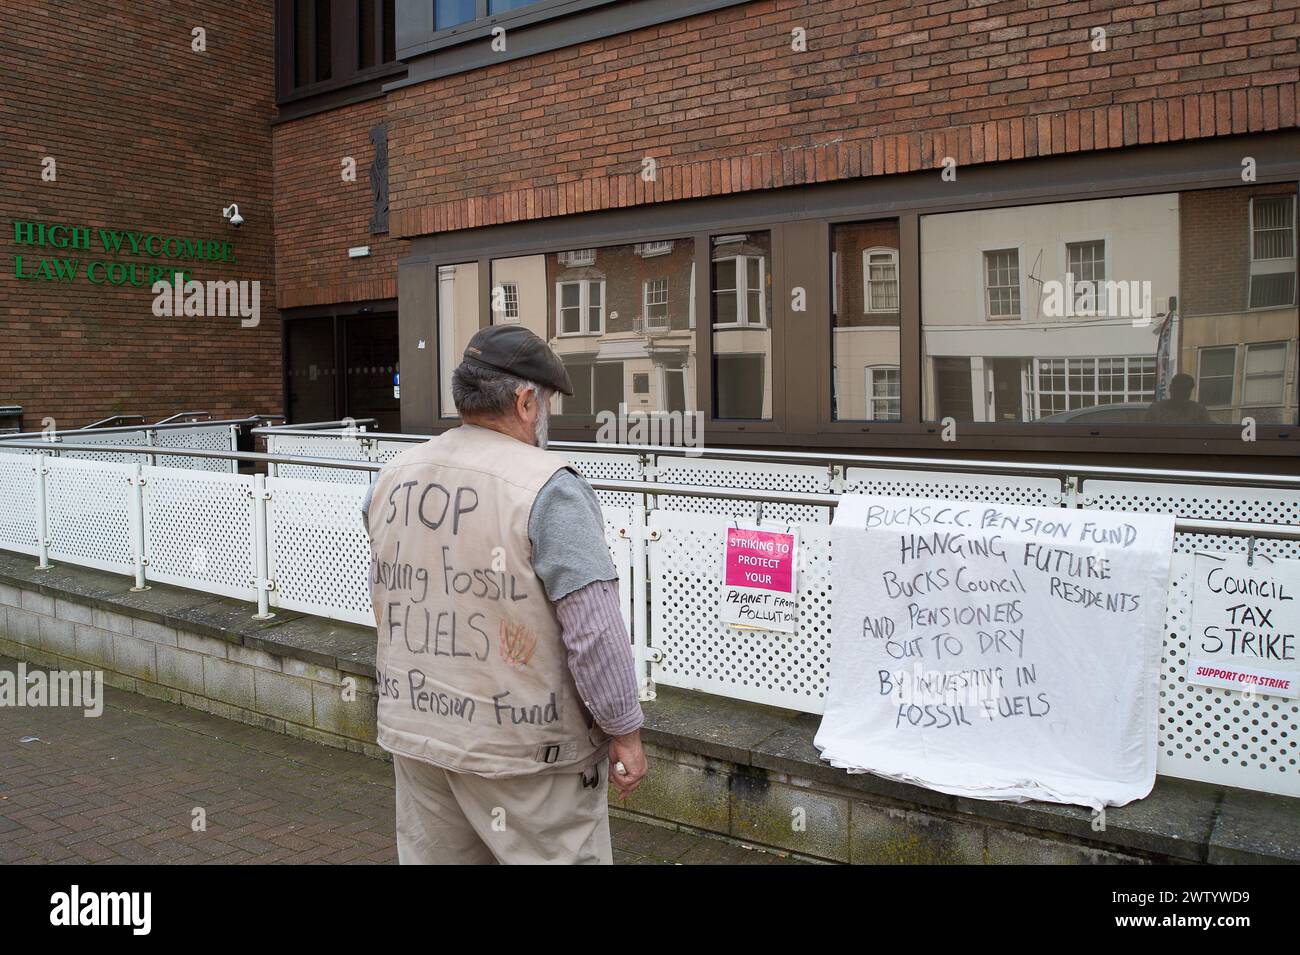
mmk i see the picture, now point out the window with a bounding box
[489,0,539,12]
[712,232,772,419]
[712,255,766,326]
[494,281,519,322]
[1250,196,1297,309]
[635,241,674,257]
[565,362,624,416]
[557,280,604,335]
[833,221,901,420]
[1243,342,1287,405]
[557,249,596,268]
[357,0,395,69]
[436,0,476,29]
[282,0,399,101]
[984,248,1021,320]
[867,366,901,421]
[863,248,899,313]
[633,373,650,394]
[1066,239,1106,314]
[1197,347,1237,407]
[1030,357,1155,418]
[641,278,669,330]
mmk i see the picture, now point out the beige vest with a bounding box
[367,424,608,778]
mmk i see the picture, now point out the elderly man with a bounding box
[364,324,646,865]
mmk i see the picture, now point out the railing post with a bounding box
[145,428,157,468]
[229,424,240,474]
[252,473,275,619]
[630,492,655,701]
[129,462,149,592]
[34,452,52,570]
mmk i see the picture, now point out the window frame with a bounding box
[277,0,404,106]
[711,253,768,329]
[1059,234,1112,318]
[1248,194,1298,310]
[862,247,900,314]
[1241,340,1289,408]
[981,245,1024,322]
[1196,346,1238,409]
[642,277,669,330]
[555,279,605,336]
[408,136,1299,457]
[866,365,902,421]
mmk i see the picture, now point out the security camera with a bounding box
[222,204,244,228]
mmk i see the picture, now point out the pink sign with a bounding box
[724,527,795,592]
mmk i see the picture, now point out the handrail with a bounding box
[154,411,211,425]
[254,419,378,433]
[2,441,1297,541]
[86,414,145,428]
[4,415,270,440]
[248,427,1300,492]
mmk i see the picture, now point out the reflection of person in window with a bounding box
[1144,373,1214,424]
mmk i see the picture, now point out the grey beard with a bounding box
[533,405,550,449]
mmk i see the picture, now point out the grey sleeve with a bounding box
[361,481,376,530]
[528,469,617,602]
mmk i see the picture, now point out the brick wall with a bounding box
[388,0,1300,238]
[272,97,402,309]
[0,0,281,430]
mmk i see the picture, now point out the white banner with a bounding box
[1187,552,1298,699]
[815,495,1175,809]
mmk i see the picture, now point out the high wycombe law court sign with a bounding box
[11,219,235,287]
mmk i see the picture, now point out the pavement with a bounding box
[0,657,804,865]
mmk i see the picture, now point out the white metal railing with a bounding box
[0,438,1297,797]
[2,415,284,472]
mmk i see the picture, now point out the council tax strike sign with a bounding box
[10,219,235,287]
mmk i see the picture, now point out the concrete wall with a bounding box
[0,581,382,759]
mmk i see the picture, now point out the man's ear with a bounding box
[515,385,535,421]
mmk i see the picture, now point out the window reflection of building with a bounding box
[1180,186,1298,425]
[492,240,696,418]
[921,194,1181,424]
[437,262,481,418]
[832,220,900,420]
[712,233,772,419]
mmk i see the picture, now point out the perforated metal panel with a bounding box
[373,438,418,463]
[142,467,256,600]
[567,450,643,510]
[45,457,134,574]
[656,456,833,525]
[1081,479,1300,560]
[1158,554,1298,796]
[844,467,1063,508]
[152,424,236,472]
[600,506,634,635]
[268,434,371,484]
[649,511,832,711]
[57,430,152,464]
[0,452,39,555]
[266,476,372,625]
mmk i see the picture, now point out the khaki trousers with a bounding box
[393,753,613,865]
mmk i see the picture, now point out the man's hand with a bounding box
[607,730,647,800]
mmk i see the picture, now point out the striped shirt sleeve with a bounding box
[554,579,644,737]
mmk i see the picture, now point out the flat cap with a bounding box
[460,324,574,396]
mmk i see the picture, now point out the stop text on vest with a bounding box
[382,480,479,534]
